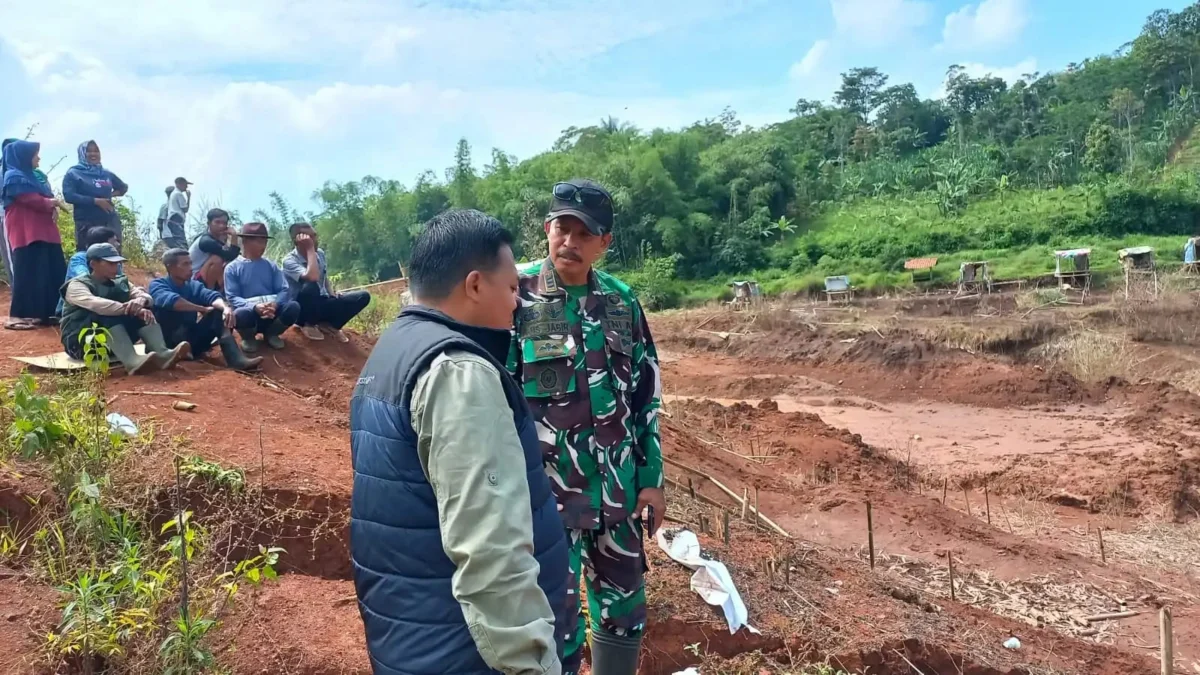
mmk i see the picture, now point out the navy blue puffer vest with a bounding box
[350,306,569,675]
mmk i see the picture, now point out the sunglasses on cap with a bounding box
[552,182,610,208]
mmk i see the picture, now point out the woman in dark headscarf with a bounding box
[0,138,16,283]
[62,140,127,251]
[1,141,67,329]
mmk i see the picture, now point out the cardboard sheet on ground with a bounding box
[12,345,144,371]
[656,528,758,635]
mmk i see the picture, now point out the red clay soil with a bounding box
[659,403,1199,668]
[214,576,370,674]
[659,342,1106,410]
[0,576,57,675]
[112,332,369,493]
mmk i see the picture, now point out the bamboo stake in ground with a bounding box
[754,487,761,529]
[963,487,972,517]
[1161,607,1174,675]
[942,478,948,505]
[1098,526,1107,563]
[1001,502,1014,534]
[662,456,792,537]
[688,477,696,500]
[741,488,748,519]
[984,484,992,525]
[948,554,956,602]
[722,509,730,545]
[866,501,876,570]
[1083,610,1140,622]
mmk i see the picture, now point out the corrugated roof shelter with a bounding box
[904,257,938,282]
[824,275,854,304]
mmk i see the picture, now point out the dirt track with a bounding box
[0,289,1197,674]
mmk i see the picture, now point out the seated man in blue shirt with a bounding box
[223,222,300,353]
[281,222,371,343]
[150,249,263,371]
[57,226,120,316]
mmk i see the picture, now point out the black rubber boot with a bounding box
[218,333,264,371]
[589,631,641,675]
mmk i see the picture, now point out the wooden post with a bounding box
[963,487,972,517]
[753,487,761,529]
[741,488,748,519]
[687,478,696,500]
[722,509,731,545]
[1097,526,1106,563]
[948,554,956,602]
[984,484,992,525]
[866,501,876,570]
[698,513,709,535]
[1161,607,1174,675]
[942,478,948,505]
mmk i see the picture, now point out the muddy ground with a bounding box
[0,286,1197,674]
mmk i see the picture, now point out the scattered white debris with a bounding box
[106,413,137,437]
[1004,637,1021,650]
[657,529,759,634]
[673,669,701,675]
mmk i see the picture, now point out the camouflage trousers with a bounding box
[561,516,647,675]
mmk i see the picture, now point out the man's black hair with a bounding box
[206,208,229,224]
[162,248,190,269]
[83,226,117,249]
[409,209,514,301]
[288,222,314,239]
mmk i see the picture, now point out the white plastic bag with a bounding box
[656,528,759,634]
[106,413,138,438]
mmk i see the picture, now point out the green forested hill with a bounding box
[259,4,1200,307]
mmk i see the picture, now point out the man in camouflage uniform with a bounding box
[507,179,665,675]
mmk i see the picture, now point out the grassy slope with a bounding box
[665,183,1194,305]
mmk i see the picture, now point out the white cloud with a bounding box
[790,40,830,79]
[932,57,1038,98]
[0,0,771,222]
[941,0,1028,50]
[956,58,1038,84]
[829,0,932,45]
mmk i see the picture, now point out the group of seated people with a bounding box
[59,210,372,375]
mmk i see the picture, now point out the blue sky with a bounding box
[0,0,1187,228]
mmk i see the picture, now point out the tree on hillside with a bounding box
[1109,88,1145,169]
[790,98,825,118]
[446,138,478,209]
[945,66,1008,149]
[1083,120,1123,175]
[835,67,889,120]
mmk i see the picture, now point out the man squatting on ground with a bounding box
[508,179,665,675]
[189,208,241,291]
[59,243,190,374]
[149,249,264,372]
[223,222,300,353]
[350,209,570,675]
[282,222,371,343]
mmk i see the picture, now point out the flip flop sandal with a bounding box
[4,320,35,331]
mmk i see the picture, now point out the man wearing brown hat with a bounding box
[223,222,300,352]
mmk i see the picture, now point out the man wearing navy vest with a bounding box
[350,209,570,675]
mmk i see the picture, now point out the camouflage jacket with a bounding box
[507,258,663,531]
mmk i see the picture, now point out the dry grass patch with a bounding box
[1036,329,1149,382]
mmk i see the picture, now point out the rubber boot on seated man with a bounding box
[59,243,190,374]
[222,222,300,353]
[149,248,263,371]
